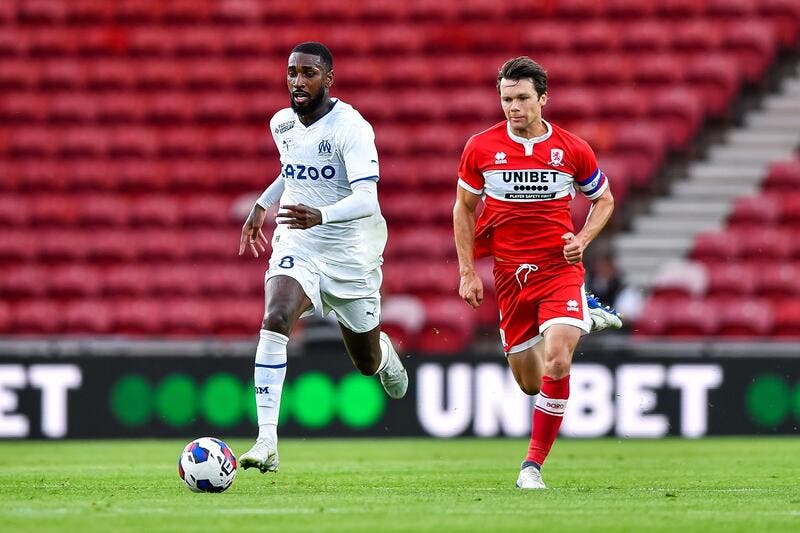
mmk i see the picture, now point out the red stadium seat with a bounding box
[108,126,159,158]
[633,53,685,87]
[181,195,235,226]
[0,93,48,124]
[78,194,132,227]
[754,263,800,298]
[85,231,135,262]
[135,230,187,261]
[584,56,635,88]
[48,93,98,124]
[595,88,647,123]
[0,266,47,298]
[212,0,263,24]
[727,194,783,227]
[165,299,216,335]
[706,0,757,20]
[103,264,153,296]
[704,263,758,297]
[380,294,426,352]
[39,231,87,262]
[665,299,720,338]
[571,21,621,53]
[714,297,773,338]
[415,298,477,354]
[204,264,264,296]
[17,0,67,25]
[13,300,64,334]
[145,93,193,124]
[648,86,705,150]
[28,29,78,59]
[128,27,175,57]
[635,296,680,336]
[0,195,30,227]
[213,298,264,336]
[130,196,181,227]
[780,194,800,225]
[736,227,794,261]
[150,265,202,297]
[114,299,166,335]
[117,160,170,191]
[86,59,136,91]
[0,60,37,90]
[0,302,11,333]
[656,0,708,18]
[114,0,161,24]
[620,21,670,53]
[136,60,183,91]
[606,0,657,19]
[8,127,58,158]
[609,122,668,188]
[59,127,108,158]
[47,265,102,297]
[544,87,597,124]
[64,300,114,334]
[519,22,577,55]
[66,0,114,25]
[690,231,741,263]
[685,54,740,119]
[763,159,800,191]
[158,128,207,158]
[187,229,235,260]
[671,20,723,54]
[721,21,777,82]
[770,298,800,338]
[758,0,800,48]
[554,0,606,19]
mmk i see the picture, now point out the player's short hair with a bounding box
[497,56,547,97]
[291,41,333,72]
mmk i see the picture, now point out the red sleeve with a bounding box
[457,135,485,194]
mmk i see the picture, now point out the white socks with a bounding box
[376,333,391,374]
[254,329,289,443]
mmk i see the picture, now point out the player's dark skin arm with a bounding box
[277,204,322,229]
[562,188,614,264]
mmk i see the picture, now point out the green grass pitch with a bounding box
[1,438,798,532]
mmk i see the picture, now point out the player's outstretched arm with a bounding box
[239,205,269,258]
[453,186,483,308]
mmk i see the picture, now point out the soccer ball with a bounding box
[178,437,237,493]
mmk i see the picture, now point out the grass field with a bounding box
[1,437,798,532]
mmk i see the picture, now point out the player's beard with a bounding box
[291,89,327,115]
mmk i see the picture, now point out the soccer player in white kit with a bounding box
[237,42,408,473]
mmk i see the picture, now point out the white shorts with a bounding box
[264,248,382,333]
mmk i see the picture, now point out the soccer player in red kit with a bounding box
[453,57,617,489]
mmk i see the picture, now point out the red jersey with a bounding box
[458,119,608,266]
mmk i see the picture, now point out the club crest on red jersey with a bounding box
[548,148,564,166]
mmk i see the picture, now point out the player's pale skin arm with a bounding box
[562,188,614,264]
[453,186,484,308]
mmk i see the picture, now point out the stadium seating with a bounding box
[1,1,796,347]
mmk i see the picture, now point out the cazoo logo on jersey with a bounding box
[281,163,336,180]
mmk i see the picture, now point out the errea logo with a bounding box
[567,299,580,312]
[494,152,507,164]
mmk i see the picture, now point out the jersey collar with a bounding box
[506,119,552,156]
[295,98,339,129]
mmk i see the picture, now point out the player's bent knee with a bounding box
[262,310,293,336]
[520,382,541,396]
[545,359,570,380]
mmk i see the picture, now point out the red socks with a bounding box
[526,374,570,466]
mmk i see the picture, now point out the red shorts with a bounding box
[494,261,592,354]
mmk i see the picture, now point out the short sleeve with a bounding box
[573,141,608,200]
[457,136,485,194]
[339,120,380,184]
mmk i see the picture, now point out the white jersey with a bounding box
[269,99,387,270]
